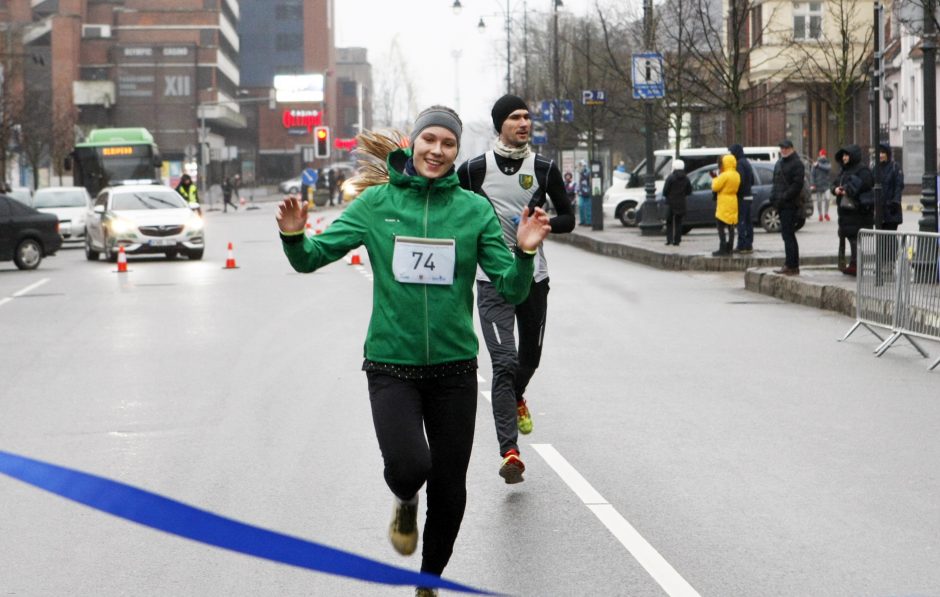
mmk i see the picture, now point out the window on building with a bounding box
[275,4,303,19]
[751,4,762,47]
[793,2,822,41]
[275,33,303,52]
[341,81,358,97]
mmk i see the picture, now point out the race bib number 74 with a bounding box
[392,236,456,285]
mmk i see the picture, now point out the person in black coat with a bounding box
[729,143,755,253]
[876,143,904,231]
[662,159,691,246]
[831,144,874,275]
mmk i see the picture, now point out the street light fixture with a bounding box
[452,0,463,14]
[471,1,513,95]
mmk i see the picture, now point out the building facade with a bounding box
[2,0,373,188]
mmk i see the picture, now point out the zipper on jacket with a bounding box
[423,186,431,364]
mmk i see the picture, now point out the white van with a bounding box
[603,146,780,227]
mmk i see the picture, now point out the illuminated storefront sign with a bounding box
[282,110,322,132]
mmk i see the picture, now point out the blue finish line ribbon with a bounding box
[0,450,497,595]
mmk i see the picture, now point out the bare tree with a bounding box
[0,27,27,186]
[18,89,51,190]
[783,0,872,142]
[50,97,78,185]
[682,0,792,141]
[372,36,417,133]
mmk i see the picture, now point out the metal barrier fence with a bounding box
[840,229,940,371]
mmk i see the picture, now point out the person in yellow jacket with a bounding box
[711,153,740,256]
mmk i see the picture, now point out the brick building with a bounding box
[2,0,371,187]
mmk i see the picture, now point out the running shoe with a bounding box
[517,399,533,434]
[388,497,418,555]
[415,588,438,597]
[499,449,525,484]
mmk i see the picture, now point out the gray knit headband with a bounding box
[410,109,462,145]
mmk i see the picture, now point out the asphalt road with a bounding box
[1,203,938,597]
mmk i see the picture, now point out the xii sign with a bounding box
[164,75,192,97]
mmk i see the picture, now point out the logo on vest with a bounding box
[518,174,534,190]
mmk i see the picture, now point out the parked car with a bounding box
[7,187,32,206]
[0,193,62,270]
[31,186,92,243]
[278,175,302,195]
[84,183,205,262]
[648,161,812,233]
[603,146,782,227]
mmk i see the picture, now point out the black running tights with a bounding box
[366,371,478,576]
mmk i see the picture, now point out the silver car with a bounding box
[85,184,205,261]
[31,186,92,243]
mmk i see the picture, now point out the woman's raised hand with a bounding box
[276,197,309,234]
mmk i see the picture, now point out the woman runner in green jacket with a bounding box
[276,105,550,597]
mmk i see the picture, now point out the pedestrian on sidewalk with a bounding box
[662,158,691,246]
[577,160,592,226]
[730,144,755,253]
[276,105,551,597]
[221,176,238,212]
[876,143,903,231]
[832,144,874,276]
[457,94,574,486]
[812,149,832,222]
[564,171,577,212]
[711,153,740,256]
[770,139,805,275]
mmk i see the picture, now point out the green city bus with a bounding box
[67,128,163,197]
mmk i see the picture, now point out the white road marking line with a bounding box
[1,278,50,309]
[12,278,49,297]
[532,443,702,597]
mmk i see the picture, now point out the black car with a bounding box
[0,193,63,270]
[654,161,812,233]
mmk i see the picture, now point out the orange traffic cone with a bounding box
[304,222,313,237]
[224,242,238,269]
[314,216,324,235]
[115,245,128,273]
[347,249,362,265]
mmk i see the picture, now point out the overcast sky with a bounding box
[334,0,605,142]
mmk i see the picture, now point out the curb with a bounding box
[744,267,856,317]
[551,233,838,272]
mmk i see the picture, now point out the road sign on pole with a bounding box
[632,52,665,100]
[581,90,607,105]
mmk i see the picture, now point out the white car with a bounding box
[31,186,92,243]
[603,146,781,227]
[85,184,205,261]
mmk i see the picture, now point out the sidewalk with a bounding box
[549,204,929,318]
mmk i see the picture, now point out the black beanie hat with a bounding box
[491,94,528,133]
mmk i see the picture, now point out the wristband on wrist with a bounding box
[513,245,537,258]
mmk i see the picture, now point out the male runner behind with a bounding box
[457,94,575,484]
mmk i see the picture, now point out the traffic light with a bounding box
[314,126,331,159]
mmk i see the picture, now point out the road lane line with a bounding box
[1,278,50,309]
[12,278,49,297]
[531,443,702,597]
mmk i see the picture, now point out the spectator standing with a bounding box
[662,158,691,246]
[876,143,904,231]
[812,149,832,222]
[710,154,740,256]
[831,144,874,275]
[327,168,338,206]
[335,168,347,205]
[577,161,591,226]
[175,174,200,215]
[770,139,806,275]
[563,171,577,212]
[729,144,755,253]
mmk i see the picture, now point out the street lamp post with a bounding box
[637,0,660,236]
[476,1,513,95]
[920,0,938,236]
